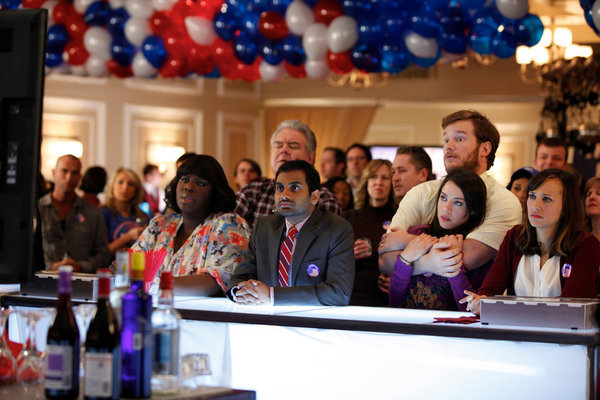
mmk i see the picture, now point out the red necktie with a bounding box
[278,226,298,287]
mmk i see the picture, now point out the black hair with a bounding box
[345,143,372,162]
[79,166,107,194]
[176,152,196,166]
[165,155,236,214]
[429,168,487,237]
[506,167,536,190]
[142,164,159,177]
[322,176,354,210]
[275,160,321,193]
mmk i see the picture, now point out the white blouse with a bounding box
[514,254,562,297]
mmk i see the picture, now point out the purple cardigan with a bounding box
[388,225,473,311]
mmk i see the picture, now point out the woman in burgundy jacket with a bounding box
[462,169,600,315]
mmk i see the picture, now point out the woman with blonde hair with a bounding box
[349,159,397,306]
[101,167,149,254]
[584,176,600,241]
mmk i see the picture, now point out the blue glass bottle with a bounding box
[121,252,152,398]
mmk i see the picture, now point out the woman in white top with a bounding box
[462,169,600,315]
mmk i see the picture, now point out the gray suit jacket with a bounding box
[229,208,355,306]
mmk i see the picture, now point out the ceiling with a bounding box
[531,0,600,43]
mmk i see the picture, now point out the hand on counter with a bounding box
[234,280,270,305]
[459,290,486,316]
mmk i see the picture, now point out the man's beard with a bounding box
[446,146,480,172]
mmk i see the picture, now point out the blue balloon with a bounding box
[268,0,292,15]
[492,30,517,58]
[412,50,440,68]
[250,0,268,13]
[343,0,376,19]
[112,37,136,66]
[469,22,496,55]
[259,39,283,65]
[460,0,486,9]
[381,43,411,73]
[281,35,306,65]
[242,11,260,38]
[580,0,594,11]
[47,24,69,54]
[141,35,167,68]
[439,4,471,34]
[516,14,544,46]
[382,7,410,40]
[428,0,449,9]
[45,52,63,68]
[303,0,318,7]
[205,66,221,78]
[350,43,381,73]
[411,4,442,39]
[107,7,130,37]
[227,0,251,12]
[214,7,241,41]
[84,1,111,26]
[0,0,20,9]
[233,31,258,65]
[584,8,600,34]
[358,17,383,46]
[442,31,468,54]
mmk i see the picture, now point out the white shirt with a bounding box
[388,172,522,251]
[514,254,562,297]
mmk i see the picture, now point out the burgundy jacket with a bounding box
[478,225,600,298]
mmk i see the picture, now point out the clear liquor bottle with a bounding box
[151,271,181,394]
[110,250,130,326]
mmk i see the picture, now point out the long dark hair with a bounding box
[429,168,487,237]
[517,168,584,256]
[165,155,236,215]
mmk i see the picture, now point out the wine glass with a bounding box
[73,303,96,378]
[0,308,16,385]
[15,308,51,386]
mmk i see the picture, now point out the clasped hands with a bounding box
[233,279,270,305]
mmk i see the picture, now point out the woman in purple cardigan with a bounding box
[389,168,487,311]
[462,169,600,315]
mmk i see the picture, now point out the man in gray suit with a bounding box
[229,160,354,306]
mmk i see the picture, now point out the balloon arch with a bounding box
[1,0,599,82]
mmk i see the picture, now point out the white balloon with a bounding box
[185,17,217,46]
[285,0,314,36]
[70,65,88,77]
[302,23,328,60]
[405,31,438,59]
[593,0,600,33]
[495,0,529,20]
[125,17,151,47]
[126,0,153,19]
[43,0,58,25]
[259,61,285,82]
[152,0,177,11]
[327,16,358,53]
[74,0,95,14]
[83,27,112,60]
[109,0,126,8]
[86,55,109,77]
[132,52,158,78]
[305,59,330,79]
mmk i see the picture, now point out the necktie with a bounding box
[278,226,298,287]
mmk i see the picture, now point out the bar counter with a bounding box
[3,294,599,400]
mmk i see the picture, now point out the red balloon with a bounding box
[211,37,234,64]
[327,50,353,74]
[66,15,88,39]
[107,60,133,78]
[150,11,171,36]
[313,0,343,25]
[53,2,74,25]
[159,56,188,78]
[22,0,46,8]
[163,32,189,61]
[63,41,89,66]
[217,61,239,80]
[188,45,216,75]
[285,61,306,78]
[189,0,219,18]
[170,0,191,27]
[258,11,288,41]
[236,57,261,81]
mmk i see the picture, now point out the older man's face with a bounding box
[270,128,315,173]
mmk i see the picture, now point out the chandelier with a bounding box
[327,71,390,90]
[516,26,593,84]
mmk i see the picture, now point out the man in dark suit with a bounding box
[229,160,354,306]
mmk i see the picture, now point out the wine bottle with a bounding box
[151,271,181,394]
[85,268,121,400]
[110,250,130,326]
[45,265,80,399]
[121,252,152,398]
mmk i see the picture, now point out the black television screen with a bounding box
[0,9,47,283]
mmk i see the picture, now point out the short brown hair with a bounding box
[535,137,568,159]
[517,169,584,256]
[442,110,499,170]
[396,146,433,180]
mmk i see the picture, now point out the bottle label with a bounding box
[45,345,73,390]
[153,330,179,375]
[84,352,113,397]
[133,332,143,350]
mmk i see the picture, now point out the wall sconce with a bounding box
[146,142,185,178]
[40,137,84,179]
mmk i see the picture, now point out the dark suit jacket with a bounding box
[229,208,355,306]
